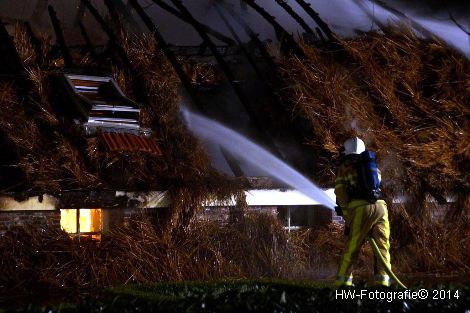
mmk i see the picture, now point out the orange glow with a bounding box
[60,209,102,236]
[60,209,77,233]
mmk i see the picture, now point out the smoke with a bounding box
[378,150,406,201]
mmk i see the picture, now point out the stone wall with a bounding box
[0,210,60,233]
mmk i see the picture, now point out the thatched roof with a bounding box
[280,26,470,208]
[0,24,241,202]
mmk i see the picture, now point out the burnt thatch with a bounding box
[279,26,470,215]
[0,214,307,296]
[0,24,245,236]
[2,212,468,298]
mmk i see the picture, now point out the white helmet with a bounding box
[343,137,366,155]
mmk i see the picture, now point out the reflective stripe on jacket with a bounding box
[334,156,382,219]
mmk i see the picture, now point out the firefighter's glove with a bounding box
[334,205,343,217]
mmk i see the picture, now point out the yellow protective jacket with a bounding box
[334,156,382,220]
[334,155,391,287]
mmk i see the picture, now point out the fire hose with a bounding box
[369,237,407,289]
[335,206,407,288]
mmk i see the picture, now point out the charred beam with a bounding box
[127,0,200,107]
[240,0,304,57]
[214,4,265,80]
[80,0,150,106]
[78,21,97,59]
[80,0,133,71]
[48,5,73,67]
[449,13,470,37]
[219,3,277,74]
[104,0,125,35]
[128,0,247,179]
[293,0,336,42]
[73,2,86,27]
[215,2,293,114]
[109,0,144,33]
[0,20,23,75]
[220,148,246,178]
[274,0,314,34]
[214,2,306,136]
[151,0,236,46]
[170,0,284,159]
[315,27,326,42]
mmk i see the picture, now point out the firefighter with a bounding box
[334,137,391,287]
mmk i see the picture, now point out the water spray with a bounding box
[181,107,336,210]
[183,108,407,288]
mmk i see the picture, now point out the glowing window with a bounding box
[60,209,102,239]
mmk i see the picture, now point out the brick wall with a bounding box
[0,210,61,233]
[201,206,335,227]
[102,207,167,230]
[0,205,336,235]
[201,206,278,224]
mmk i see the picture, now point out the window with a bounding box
[60,209,102,239]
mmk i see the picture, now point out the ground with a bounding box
[2,280,469,313]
